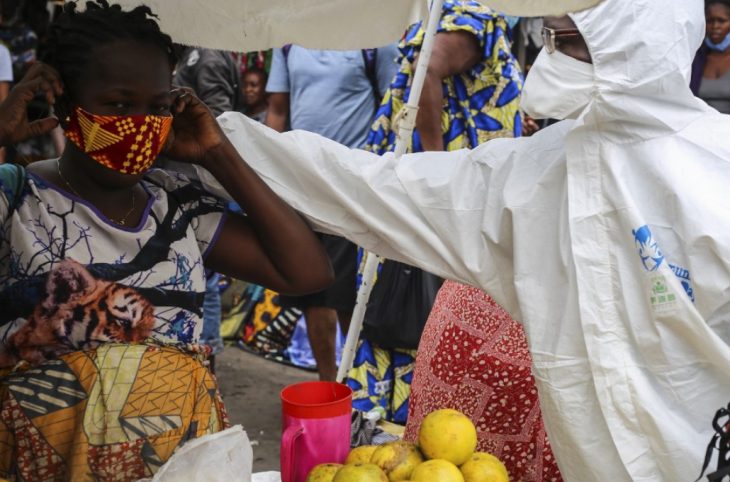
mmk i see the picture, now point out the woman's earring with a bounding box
[65,116,71,122]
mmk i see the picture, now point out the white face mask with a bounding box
[522,49,595,120]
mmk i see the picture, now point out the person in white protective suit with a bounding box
[207,0,730,479]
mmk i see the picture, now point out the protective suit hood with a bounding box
[565,0,708,140]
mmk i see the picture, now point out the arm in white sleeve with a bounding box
[212,112,570,317]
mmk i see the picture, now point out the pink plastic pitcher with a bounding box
[280,381,352,482]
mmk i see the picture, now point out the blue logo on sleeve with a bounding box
[668,263,695,303]
[633,225,695,303]
[633,225,665,272]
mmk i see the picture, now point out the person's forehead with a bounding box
[245,71,264,81]
[80,40,172,92]
[707,3,730,16]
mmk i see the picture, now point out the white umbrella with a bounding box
[110,0,604,383]
[110,0,602,52]
[111,0,427,51]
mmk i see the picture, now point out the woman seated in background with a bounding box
[692,0,730,112]
[0,1,332,479]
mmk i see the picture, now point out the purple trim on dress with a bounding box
[26,171,156,234]
[202,209,229,259]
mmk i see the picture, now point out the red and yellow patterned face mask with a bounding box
[64,107,173,175]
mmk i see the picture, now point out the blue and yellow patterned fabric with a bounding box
[347,339,417,425]
[350,1,523,425]
[365,0,523,154]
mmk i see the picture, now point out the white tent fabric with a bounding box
[197,0,730,479]
[108,0,604,52]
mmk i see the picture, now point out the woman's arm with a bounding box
[265,92,290,133]
[416,31,481,151]
[166,90,334,295]
[212,112,570,321]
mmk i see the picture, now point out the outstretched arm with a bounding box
[210,112,568,316]
[165,90,334,295]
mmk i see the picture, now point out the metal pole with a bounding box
[337,0,446,383]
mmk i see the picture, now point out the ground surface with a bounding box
[216,346,317,473]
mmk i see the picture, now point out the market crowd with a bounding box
[0,0,727,481]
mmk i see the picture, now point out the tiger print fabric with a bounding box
[0,344,228,480]
[0,165,227,367]
[0,165,229,478]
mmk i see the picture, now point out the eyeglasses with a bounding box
[541,26,582,54]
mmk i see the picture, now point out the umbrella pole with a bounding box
[337,0,446,384]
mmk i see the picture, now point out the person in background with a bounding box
[692,0,730,112]
[174,46,240,117]
[0,0,36,79]
[241,66,268,123]
[172,46,241,371]
[353,0,525,425]
[266,43,399,381]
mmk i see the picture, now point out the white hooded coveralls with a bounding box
[209,0,730,479]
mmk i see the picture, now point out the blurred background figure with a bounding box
[265,43,400,382]
[0,0,62,163]
[692,0,730,112]
[241,66,268,123]
[174,46,240,117]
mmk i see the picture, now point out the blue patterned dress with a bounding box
[347,1,524,425]
[365,0,523,155]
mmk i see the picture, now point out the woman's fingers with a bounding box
[27,117,60,138]
[170,87,196,115]
[17,63,64,103]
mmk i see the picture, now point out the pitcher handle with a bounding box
[281,424,304,482]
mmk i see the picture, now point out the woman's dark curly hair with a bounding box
[42,0,177,101]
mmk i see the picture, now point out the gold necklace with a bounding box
[56,159,137,226]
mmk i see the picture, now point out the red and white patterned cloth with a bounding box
[404,281,563,482]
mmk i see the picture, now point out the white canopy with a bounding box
[109,0,604,52]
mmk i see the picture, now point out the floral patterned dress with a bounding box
[404,281,563,481]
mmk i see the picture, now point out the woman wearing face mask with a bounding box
[691,0,730,113]
[0,1,332,478]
